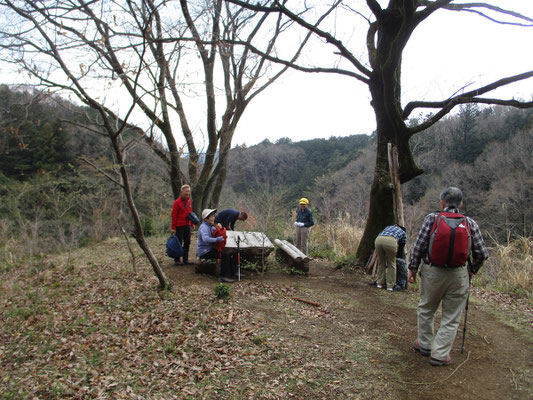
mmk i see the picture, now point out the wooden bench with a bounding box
[194,258,221,277]
[273,239,310,274]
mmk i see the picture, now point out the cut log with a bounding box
[194,259,221,276]
[274,239,310,274]
[273,239,309,263]
[388,143,405,228]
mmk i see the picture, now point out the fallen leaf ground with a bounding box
[1,237,531,399]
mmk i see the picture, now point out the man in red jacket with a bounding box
[171,184,195,265]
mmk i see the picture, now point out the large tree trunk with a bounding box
[356,70,423,263]
[356,131,395,263]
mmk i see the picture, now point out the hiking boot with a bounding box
[219,277,234,284]
[393,284,404,291]
[386,288,394,292]
[183,260,193,265]
[376,284,383,289]
[368,281,377,286]
[413,339,431,357]
[430,356,452,366]
[174,259,183,266]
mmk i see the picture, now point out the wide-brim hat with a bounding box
[201,208,217,219]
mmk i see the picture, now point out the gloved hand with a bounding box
[216,236,224,242]
[294,222,304,227]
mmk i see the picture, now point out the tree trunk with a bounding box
[112,137,171,289]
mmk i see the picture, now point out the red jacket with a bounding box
[171,197,194,230]
[213,226,227,252]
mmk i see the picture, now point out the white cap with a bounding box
[201,208,217,219]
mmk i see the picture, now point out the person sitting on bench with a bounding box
[197,208,235,283]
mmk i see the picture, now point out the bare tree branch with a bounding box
[403,70,533,121]
[77,156,124,188]
[419,1,533,26]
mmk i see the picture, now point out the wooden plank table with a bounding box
[225,231,275,262]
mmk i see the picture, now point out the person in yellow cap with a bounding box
[294,198,314,255]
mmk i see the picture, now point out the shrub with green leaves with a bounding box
[214,283,231,299]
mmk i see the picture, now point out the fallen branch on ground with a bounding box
[292,297,321,307]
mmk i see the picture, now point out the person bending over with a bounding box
[215,208,248,231]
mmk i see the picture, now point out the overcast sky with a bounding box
[1,1,531,150]
[232,0,533,147]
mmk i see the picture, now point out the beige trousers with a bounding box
[417,263,469,361]
[295,226,310,255]
[374,235,398,290]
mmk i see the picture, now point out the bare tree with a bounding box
[0,0,314,212]
[226,0,533,262]
[0,0,316,285]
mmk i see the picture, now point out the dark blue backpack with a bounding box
[395,258,408,290]
[166,235,184,259]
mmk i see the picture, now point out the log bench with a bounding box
[194,258,221,277]
[273,239,310,274]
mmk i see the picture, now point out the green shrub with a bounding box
[214,283,231,299]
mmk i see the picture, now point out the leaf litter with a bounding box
[1,237,532,399]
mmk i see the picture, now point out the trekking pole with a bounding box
[237,236,241,282]
[461,269,472,354]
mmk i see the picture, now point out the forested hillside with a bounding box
[2,85,532,259]
[221,104,533,245]
[0,85,171,257]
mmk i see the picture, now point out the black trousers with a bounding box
[200,250,236,278]
[175,225,191,262]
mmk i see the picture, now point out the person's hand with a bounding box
[171,229,176,234]
[408,269,417,284]
[216,236,224,242]
[217,223,222,229]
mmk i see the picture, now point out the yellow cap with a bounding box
[299,198,309,205]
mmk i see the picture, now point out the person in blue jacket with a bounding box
[214,209,248,231]
[197,209,235,283]
[294,198,314,255]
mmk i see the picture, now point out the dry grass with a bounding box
[308,214,365,260]
[307,216,532,300]
[480,237,533,299]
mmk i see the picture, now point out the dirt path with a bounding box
[165,259,532,400]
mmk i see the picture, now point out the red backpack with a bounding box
[428,211,471,267]
[213,226,227,253]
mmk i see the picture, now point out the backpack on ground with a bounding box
[395,258,408,289]
[166,235,184,259]
[428,211,471,267]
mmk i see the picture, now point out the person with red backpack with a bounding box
[408,187,488,367]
